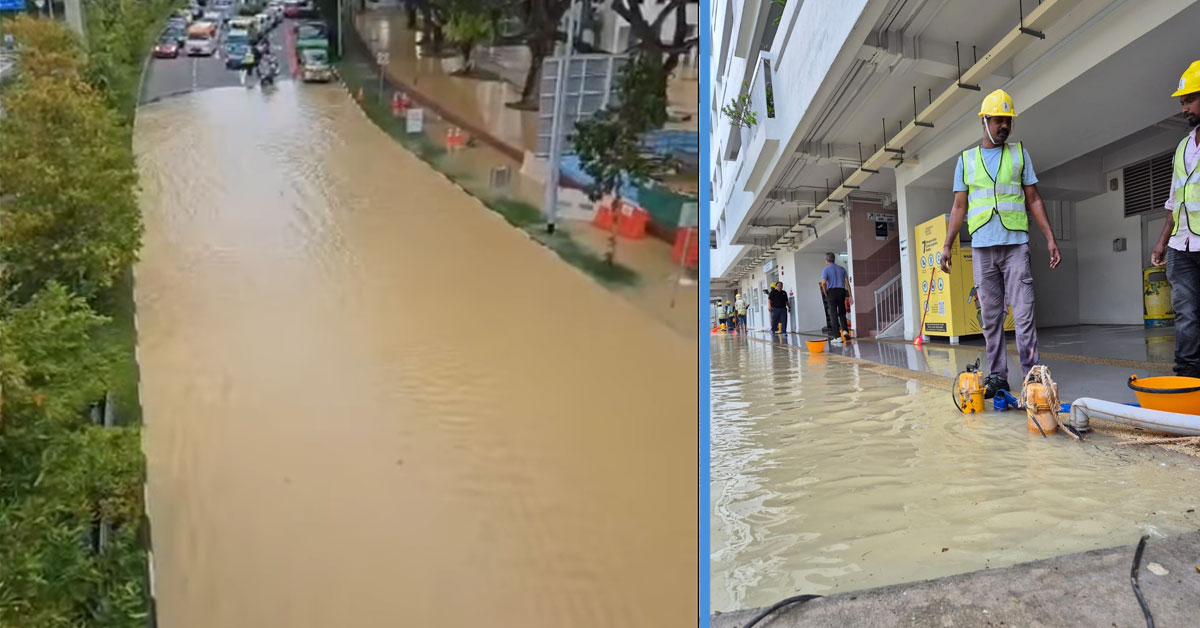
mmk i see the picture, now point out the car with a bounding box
[164,25,187,46]
[299,47,333,82]
[185,22,219,55]
[254,13,271,34]
[202,10,223,23]
[282,0,304,18]
[153,37,181,58]
[166,16,189,32]
[225,44,255,69]
[294,20,328,51]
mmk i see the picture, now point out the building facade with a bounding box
[711,0,1200,340]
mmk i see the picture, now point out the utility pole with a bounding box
[337,0,343,58]
[542,0,579,235]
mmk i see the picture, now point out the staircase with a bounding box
[873,273,904,338]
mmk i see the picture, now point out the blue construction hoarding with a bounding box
[0,0,26,12]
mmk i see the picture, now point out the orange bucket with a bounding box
[806,339,826,353]
[1127,375,1200,414]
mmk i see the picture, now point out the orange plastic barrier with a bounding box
[671,227,699,268]
[617,207,649,239]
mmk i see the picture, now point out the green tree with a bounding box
[445,12,494,73]
[571,53,666,265]
[1,15,87,81]
[0,73,143,303]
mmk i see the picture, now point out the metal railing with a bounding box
[874,273,903,335]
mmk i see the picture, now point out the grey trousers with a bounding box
[973,243,1039,380]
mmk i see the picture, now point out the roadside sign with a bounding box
[405,108,423,134]
[0,0,25,10]
[376,51,389,66]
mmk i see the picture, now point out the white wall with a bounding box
[786,251,831,332]
[1075,170,1144,325]
[1027,205,1080,328]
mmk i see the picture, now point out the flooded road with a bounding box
[134,82,695,627]
[710,337,1200,613]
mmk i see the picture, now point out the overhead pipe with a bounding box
[742,0,1073,270]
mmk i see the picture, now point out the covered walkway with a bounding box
[726,324,1178,403]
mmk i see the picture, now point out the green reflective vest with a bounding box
[1171,135,1200,236]
[961,142,1029,234]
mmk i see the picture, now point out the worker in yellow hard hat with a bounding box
[716,299,728,330]
[939,88,1061,399]
[1151,61,1200,377]
[734,292,748,332]
[767,282,790,335]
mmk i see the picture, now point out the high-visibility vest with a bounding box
[1171,134,1200,236]
[962,142,1028,234]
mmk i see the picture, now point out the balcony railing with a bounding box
[746,52,775,150]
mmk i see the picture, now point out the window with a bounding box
[1123,151,1173,217]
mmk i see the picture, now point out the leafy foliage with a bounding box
[0,70,143,303]
[444,11,493,70]
[721,83,758,128]
[572,53,664,265]
[0,10,169,627]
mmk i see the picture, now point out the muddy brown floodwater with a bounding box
[134,83,696,627]
[710,337,1200,613]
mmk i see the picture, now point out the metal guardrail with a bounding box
[874,273,903,335]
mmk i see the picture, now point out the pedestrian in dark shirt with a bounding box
[767,282,790,334]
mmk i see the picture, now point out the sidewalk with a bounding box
[346,10,697,337]
[713,529,1200,628]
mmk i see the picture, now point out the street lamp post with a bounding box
[541,0,579,235]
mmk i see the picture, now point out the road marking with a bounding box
[192,57,198,90]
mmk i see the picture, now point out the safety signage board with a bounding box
[914,214,1013,338]
[868,212,896,223]
[376,51,390,66]
[405,108,423,134]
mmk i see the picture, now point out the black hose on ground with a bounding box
[1131,535,1155,628]
[739,594,822,628]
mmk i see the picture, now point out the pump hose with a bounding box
[738,594,822,628]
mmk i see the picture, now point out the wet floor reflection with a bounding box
[710,335,1200,612]
[134,82,696,627]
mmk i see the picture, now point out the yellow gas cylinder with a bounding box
[1023,382,1059,435]
[954,368,985,414]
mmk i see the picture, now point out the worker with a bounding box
[734,293,748,332]
[767,282,790,335]
[939,89,1061,398]
[1151,61,1200,378]
[819,252,852,344]
[717,300,728,330]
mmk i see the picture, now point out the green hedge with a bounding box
[0,5,177,625]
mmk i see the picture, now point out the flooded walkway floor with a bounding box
[134,82,696,627]
[710,336,1200,613]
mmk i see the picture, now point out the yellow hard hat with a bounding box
[1172,60,1200,98]
[978,89,1018,118]
[736,293,741,298]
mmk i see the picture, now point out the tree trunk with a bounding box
[606,195,621,266]
[510,39,545,110]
